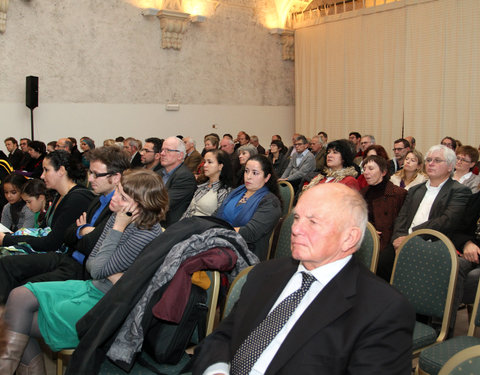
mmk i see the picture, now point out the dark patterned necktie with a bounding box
[231,272,316,375]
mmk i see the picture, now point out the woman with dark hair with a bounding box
[22,141,46,178]
[357,144,390,189]
[0,169,168,374]
[0,150,94,252]
[268,139,288,177]
[364,144,390,160]
[305,139,360,191]
[195,135,220,183]
[79,137,96,168]
[1,174,35,231]
[20,179,50,228]
[361,155,407,251]
[453,145,480,193]
[182,149,234,218]
[216,154,282,260]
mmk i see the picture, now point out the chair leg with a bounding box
[57,352,64,375]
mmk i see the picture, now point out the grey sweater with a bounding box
[86,213,162,293]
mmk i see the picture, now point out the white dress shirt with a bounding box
[409,179,448,233]
[203,256,352,375]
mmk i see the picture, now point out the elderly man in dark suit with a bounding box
[193,183,415,375]
[377,144,471,281]
[158,136,196,227]
[183,137,203,172]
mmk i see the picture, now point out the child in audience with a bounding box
[0,169,168,374]
[20,179,50,229]
[1,174,35,232]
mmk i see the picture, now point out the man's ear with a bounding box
[341,226,363,254]
[111,173,122,185]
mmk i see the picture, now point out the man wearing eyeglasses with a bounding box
[140,137,163,172]
[377,144,471,281]
[158,136,196,227]
[279,135,315,192]
[0,146,130,303]
[388,138,411,175]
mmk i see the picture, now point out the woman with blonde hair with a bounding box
[0,169,168,374]
[390,149,427,190]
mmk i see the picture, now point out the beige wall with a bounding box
[0,0,295,150]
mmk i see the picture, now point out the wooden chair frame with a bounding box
[437,345,480,375]
[221,266,254,320]
[278,180,294,216]
[417,280,480,375]
[391,229,459,356]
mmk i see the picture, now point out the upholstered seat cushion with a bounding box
[413,321,438,351]
[418,336,480,375]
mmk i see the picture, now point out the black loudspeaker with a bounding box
[26,76,39,110]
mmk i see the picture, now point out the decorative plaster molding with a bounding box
[280,30,294,61]
[157,9,191,50]
[270,28,294,61]
[0,0,8,34]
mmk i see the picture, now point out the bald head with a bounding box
[291,184,367,270]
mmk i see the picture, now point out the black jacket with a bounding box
[66,217,248,375]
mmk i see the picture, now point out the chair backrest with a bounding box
[272,212,294,259]
[354,222,380,273]
[438,345,480,375]
[391,229,458,342]
[205,270,221,336]
[467,279,480,336]
[222,266,254,320]
[278,181,294,216]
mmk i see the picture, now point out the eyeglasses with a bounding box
[160,148,181,153]
[88,170,111,179]
[294,143,305,147]
[140,148,155,154]
[425,158,446,164]
[392,148,405,152]
[456,157,472,163]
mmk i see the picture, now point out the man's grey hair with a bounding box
[184,137,196,148]
[427,144,456,175]
[222,137,235,146]
[311,135,324,146]
[251,135,259,143]
[363,135,376,144]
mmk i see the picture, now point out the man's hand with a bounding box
[76,212,88,227]
[76,212,95,236]
[462,241,480,264]
[393,236,407,251]
[0,232,5,246]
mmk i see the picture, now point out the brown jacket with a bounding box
[362,181,407,251]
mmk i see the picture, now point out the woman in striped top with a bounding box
[0,169,168,375]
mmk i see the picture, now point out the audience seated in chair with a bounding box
[0,147,130,304]
[377,145,471,281]
[0,169,168,375]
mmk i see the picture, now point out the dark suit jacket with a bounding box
[184,150,203,172]
[392,178,471,240]
[193,257,415,375]
[130,152,142,168]
[160,163,196,227]
[450,191,480,251]
[8,148,23,170]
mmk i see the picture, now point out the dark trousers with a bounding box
[377,243,396,282]
[0,253,85,303]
